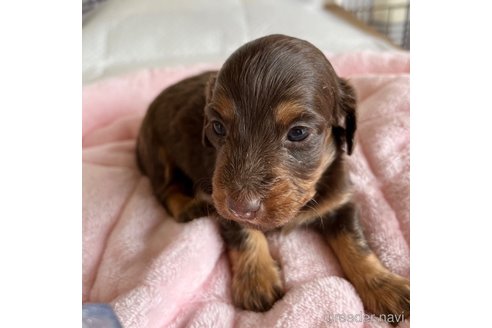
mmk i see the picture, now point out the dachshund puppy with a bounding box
[136,34,409,320]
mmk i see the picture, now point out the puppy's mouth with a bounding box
[226,216,268,231]
[212,194,304,232]
[218,208,285,232]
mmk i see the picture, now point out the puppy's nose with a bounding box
[227,197,261,220]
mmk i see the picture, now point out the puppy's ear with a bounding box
[335,78,357,155]
[202,73,217,147]
[205,73,217,103]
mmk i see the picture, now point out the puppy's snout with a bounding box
[227,196,261,220]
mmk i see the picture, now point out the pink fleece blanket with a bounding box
[83,52,410,328]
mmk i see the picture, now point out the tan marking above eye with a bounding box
[210,94,235,122]
[274,101,307,126]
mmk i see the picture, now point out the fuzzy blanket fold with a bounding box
[83,52,410,328]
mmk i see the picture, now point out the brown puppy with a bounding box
[136,34,409,320]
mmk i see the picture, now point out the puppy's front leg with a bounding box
[220,220,284,312]
[313,202,410,321]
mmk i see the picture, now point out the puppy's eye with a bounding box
[212,120,226,136]
[287,126,310,142]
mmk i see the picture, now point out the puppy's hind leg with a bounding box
[165,174,215,222]
[148,150,211,222]
[137,135,212,222]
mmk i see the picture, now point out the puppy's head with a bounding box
[203,34,356,231]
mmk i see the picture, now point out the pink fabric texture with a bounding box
[83,52,410,328]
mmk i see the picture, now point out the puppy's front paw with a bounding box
[232,259,284,312]
[360,272,410,323]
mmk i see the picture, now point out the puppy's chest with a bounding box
[284,189,353,231]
